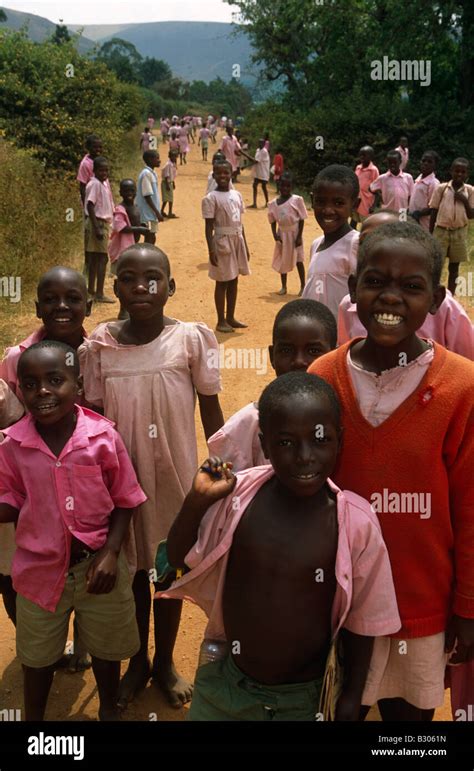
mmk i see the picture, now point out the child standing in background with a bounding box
[429,157,474,296]
[409,151,440,231]
[310,222,474,721]
[140,127,152,153]
[267,172,308,295]
[178,121,190,165]
[370,151,414,213]
[84,156,115,303]
[79,244,223,710]
[302,165,360,320]
[350,146,379,228]
[272,148,284,192]
[161,150,179,219]
[77,134,103,205]
[136,150,164,246]
[198,126,210,162]
[202,161,250,333]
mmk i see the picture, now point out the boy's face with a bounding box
[312,181,357,235]
[260,394,340,498]
[420,155,435,177]
[36,273,91,340]
[359,150,372,166]
[95,162,108,181]
[120,182,136,204]
[114,252,175,317]
[387,155,401,174]
[148,153,160,168]
[269,317,333,376]
[451,163,469,185]
[349,239,444,346]
[19,348,82,426]
[89,140,103,158]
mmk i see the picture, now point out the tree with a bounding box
[139,57,172,87]
[0,9,7,22]
[97,38,143,83]
[51,24,71,45]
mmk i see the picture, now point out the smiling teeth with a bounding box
[374,313,403,326]
[295,473,317,479]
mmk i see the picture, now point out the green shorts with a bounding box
[16,552,139,668]
[84,217,110,254]
[161,180,174,203]
[188,654,323,721]
[434,224,469,263]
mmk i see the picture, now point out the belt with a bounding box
[69,548,97,568]
[215,226,242,236]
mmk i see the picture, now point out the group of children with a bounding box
[0,122,473,724]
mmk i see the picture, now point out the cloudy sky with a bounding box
[2,0,238,24]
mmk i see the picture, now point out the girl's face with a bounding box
[114,253,175,318]
[312,181,356,235]
[214,164,232,190]
[349,239,443,347]
[36,274,91,340]
[279,178,292,198]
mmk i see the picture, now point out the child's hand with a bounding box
[445,614,474,663]
[295,236,302,247]
[454,190,468,205]
[157,212,165,223]
[209,250,218,266]
[274,233,282,243]
[86,547,118,594]
[95,226,104,240]
[334,689,361,721]
[191,456,236,503]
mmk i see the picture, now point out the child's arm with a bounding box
[370,191,382,211]
[454,190,474,218]
[295,219,304,247]
[0,503,19,523]
[205,218,217,265]
[335,629,374,721]
[86,506,135,594]
[144,194,164,223]
[197,393,224,440]
[167,458,236,567]
[79,182,86,205]
[87,201,103,240]
[271,222,281,242]
[429,208,438,233]
[120,225,150,237]
[242,226,250,261]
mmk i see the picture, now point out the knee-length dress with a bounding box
[78,321,221,574]
[267,195,308,273]
[202,189,250,282]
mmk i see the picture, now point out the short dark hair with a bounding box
[93,156,108,172]
[258,371,341,431]
[312,164,359,198]
[422,150,440,167]
[387,150,402,163]
[357,221,443,288]
[272,299,337,350]
[116,243,171,277]
[279,171,293,184]
[18,340,80,377]
[452,157,469,168]
[143,149,159,165]
[85,134,101,149]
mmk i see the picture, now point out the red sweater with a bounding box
[309,342,474,638]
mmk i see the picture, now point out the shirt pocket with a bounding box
[71,464,114,532]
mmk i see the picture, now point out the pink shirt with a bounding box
[199,128,210,141]
[76,154,94,185]
[370,171,414,211]
[220,135,241,172]
[337,292,474,361]
[409,172,440,230]
[207,401,266,472]
[347,344,435,427]
[302,229,359,320]
[108,205,135,263]
[429,181,474,229]
[0,378,24,430]
[140,132,151,151]
[354,162,380,216]
[84,177,114,222]
[394,146,409,171]
[158,466,401,641]
[161,159,177,182]
[0,406,147,612]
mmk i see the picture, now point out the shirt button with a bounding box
[56,461,61,467]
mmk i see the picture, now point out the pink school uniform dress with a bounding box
[207,401,267,472]
[337,291,474,360]
[108,205,135,265]
[267,195,308,274]
[76,154,94,186]
[157,466,401,645]
[178,127,190,154]
[220,135,241,173]
[370,171,414,211]
[140,132,151,152]
[202,190,250,282]
[78,321,221,574]
[355,162,379,217]
[409,172,440,230]
[302,229,359,320]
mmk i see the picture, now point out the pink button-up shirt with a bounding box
[408,172,440,230]
[76,154,94,185]
[0,406,147,611]
[84,177,114,222]
[370,171,414,211]
[157,466,401,642]
[337,292,474,361]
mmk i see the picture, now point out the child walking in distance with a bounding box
[268,172,308,295]
[198,126,210,162]
[408,151,440,231]
[350,146,379,228]
[161,150,179,219]
[302,165,360,319]
[369,151,414,213]
[208,299,337,471]
[161,372,400,721]
[79,244,223,709]
[84,157,115,303]
[136,150,164,246]
[219,125,241,182]
[247,139,271,208]
[429,157,474,296]
[309,222,474,721]
[0,341,146,721]
[202,161,250,333]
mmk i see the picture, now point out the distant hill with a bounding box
[0,6,95,53]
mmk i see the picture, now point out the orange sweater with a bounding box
[309,342,474,638]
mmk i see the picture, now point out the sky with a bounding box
[1,0,238,24]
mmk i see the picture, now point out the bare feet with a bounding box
[226,318,248,328]
[152,662,193,709]
[247,204,257,209]
[277,287,287,296]
[216,321,235,333]
[117,657,151,709]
